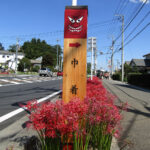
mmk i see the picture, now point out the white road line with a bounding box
[0,84,2,87]
[0,79,20,84]
[10,78,33,83]
[23,80,33,83]
[36,80,42,82]
[22,78,27,79]
[0,90,62,123]
[13,78,22,81]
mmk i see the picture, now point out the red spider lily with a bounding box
[19,99,38,111]
[23,77,126,150]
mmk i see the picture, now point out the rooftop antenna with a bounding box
[72,0,77,6]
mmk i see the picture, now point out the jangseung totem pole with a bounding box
[63,5,88,103]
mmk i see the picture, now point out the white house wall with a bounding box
[0,53,24,70]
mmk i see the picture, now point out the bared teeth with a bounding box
[68,25,83,32]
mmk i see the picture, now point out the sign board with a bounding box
[63,6,88,103]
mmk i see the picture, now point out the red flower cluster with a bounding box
[25,77,123,141]
[27,99,88,139]
[85,77,121,136]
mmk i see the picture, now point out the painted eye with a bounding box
[68,16,75,23]
[76,16,83,23]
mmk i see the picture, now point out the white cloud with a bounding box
[129,0,150,3]
[129,0,138,3]
[139,0,150,3]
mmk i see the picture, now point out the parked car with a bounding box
[39,68,53,77]
[0,67,6,73]
[57,71,63,76]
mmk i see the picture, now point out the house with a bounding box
[30,56,42,69]
[0,51,24,70]
[130,53,150,73]
[143,53,150,59]
[125,61,130,65]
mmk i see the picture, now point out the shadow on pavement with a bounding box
[114,83,150,93]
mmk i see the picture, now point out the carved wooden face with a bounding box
[64,8,88,38]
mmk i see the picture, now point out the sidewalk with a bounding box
[103,79,150,150]
[0,95,120,150]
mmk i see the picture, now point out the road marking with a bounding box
[22,78,27,79]
[13,78,35,83]
[36,80,42,82]
[13,78,22,81]
[0,79,20,84]
[0,90,62,123]
[23,80,33,83]
[0,84,2,87]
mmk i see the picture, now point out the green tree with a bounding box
[0,43,4,51]
[21,38,56,59]
[18,58,31,72]
[124,63,132,78]
[21,38,62,70]
[87,63,91,74]
[42,52,56,67]
[8,44,17,52]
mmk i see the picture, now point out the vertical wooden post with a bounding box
[63,6,88,103]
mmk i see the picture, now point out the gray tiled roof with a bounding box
[143,53,150,57]
[125,61,130,65]
[131,59,150,67]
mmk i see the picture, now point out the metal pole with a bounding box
[111,36,114,75]
[115,14,124,82]
[94,48,97,75]
[57,39,59,71]
[61,57,63,71]
[91,37,93,80]
[72,0,77,6]
[15,38,19,74]
[121,16,124,82]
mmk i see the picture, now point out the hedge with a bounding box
[127,74,150,88]
[112,73,121,81]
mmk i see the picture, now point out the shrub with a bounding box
[31,66,40,72]
[22,77,124,150]
[112,72,121,81]
[128,74,150,88]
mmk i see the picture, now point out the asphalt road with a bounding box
[103,79,150,150]
[0,78,62,130]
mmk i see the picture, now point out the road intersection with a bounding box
[0,75,62,87]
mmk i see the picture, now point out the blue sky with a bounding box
[0,0,150,71]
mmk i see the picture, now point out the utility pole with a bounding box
[91,43,93,80]
[116,14,124,82]
[56,39,59,71]
[121,15,124,82]
[94,47,97,75]
[88,37,97,80]
[15,38,19,74]
[110,36,114,76]
[116,59,120,71]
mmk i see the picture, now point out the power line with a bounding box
[113,22,150,54]
[106,0,125,34]
[114,0,148,42]
[125,10,150,41]
[124,22,150,47]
